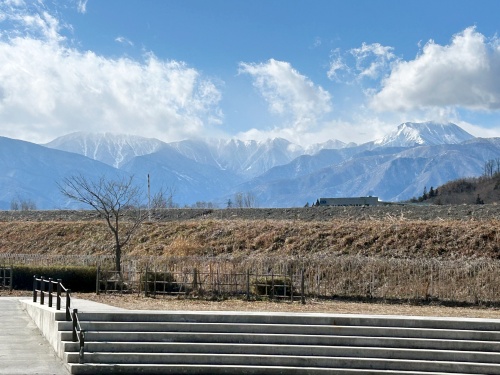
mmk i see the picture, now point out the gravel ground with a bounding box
[4,290,500,319]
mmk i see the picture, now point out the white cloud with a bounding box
[115,36,134,46]
[0,3,223,143]
[239,59,332,132]
[77,0,88,14]
[327,48,348,81]
[327,43,396,83]
[350,42,396,80]
[371,27,500,112]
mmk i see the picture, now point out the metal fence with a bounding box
[0,265,13,290]
[96,266,306,302]
[4,253,500,305]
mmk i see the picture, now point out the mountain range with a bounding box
[0,121,496,209]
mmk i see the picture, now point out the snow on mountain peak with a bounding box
[374,122,474,148]
[44,132,165,168]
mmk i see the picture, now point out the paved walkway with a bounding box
[0,297,69,375]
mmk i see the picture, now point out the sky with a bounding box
[1,0,500,146]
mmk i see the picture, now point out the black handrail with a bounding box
[72,308,85,363]
[32,275,86,362]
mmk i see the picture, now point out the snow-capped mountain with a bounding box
[1,120,495,208]
[171,138,305,178]
[46,133,350,177]
[304,139,355,155]
[44,132,166,168]
[373,122,474,148]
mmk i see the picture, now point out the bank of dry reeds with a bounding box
[2,218,500,305]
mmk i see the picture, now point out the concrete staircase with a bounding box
[57,310,500,374]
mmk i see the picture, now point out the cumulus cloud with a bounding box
[371,27,500,112]
[239,59,332,132]
[0,1,223,143]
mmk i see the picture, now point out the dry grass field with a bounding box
[0,210,499,259]
[2,205,500,310]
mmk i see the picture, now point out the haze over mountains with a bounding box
[1,121,496,209]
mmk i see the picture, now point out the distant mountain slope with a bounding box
[44,132,165,168]
[121,144,243,205]
[1,120,492,209]
[239,138,498,207]
[0,137,120,209]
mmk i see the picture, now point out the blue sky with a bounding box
[1,0,500,146]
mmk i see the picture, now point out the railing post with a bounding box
[40,277,45,305]
[79,329,85,364]
[48,278,53,307]
[56,279,62,311]
[33,275,37,303]
[72,309,78,342]
[66,289,71,321]
[144,266,149,297]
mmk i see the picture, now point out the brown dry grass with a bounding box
[1,218,500,259]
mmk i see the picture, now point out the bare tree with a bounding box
[484,159,495,177]
[234,192,244,208]
[243,192,256,208]
[10,196,37,211]
[234,192,256,208]
[59,174,145,275]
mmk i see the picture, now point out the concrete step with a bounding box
[65,353,500,373]
[59,330,500,351]
[69,312,500,331]
[61,321,500,341]
[58,311,500,374]
[66,363,480,375]
[63,335,500,353]
[64,343,500,364]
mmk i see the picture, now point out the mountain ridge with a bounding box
[0,121,491,208]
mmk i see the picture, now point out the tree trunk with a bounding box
[115,243,121,276]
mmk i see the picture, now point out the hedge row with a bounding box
[12,265,97,292]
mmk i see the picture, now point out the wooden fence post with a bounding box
[246,269,250,301]
[96,266,100,295]
[144,266,149,297]
[301,269,306,305]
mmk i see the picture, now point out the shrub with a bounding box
[13,265,97,292]
[143,271,180,295]
[252,276,295,297]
